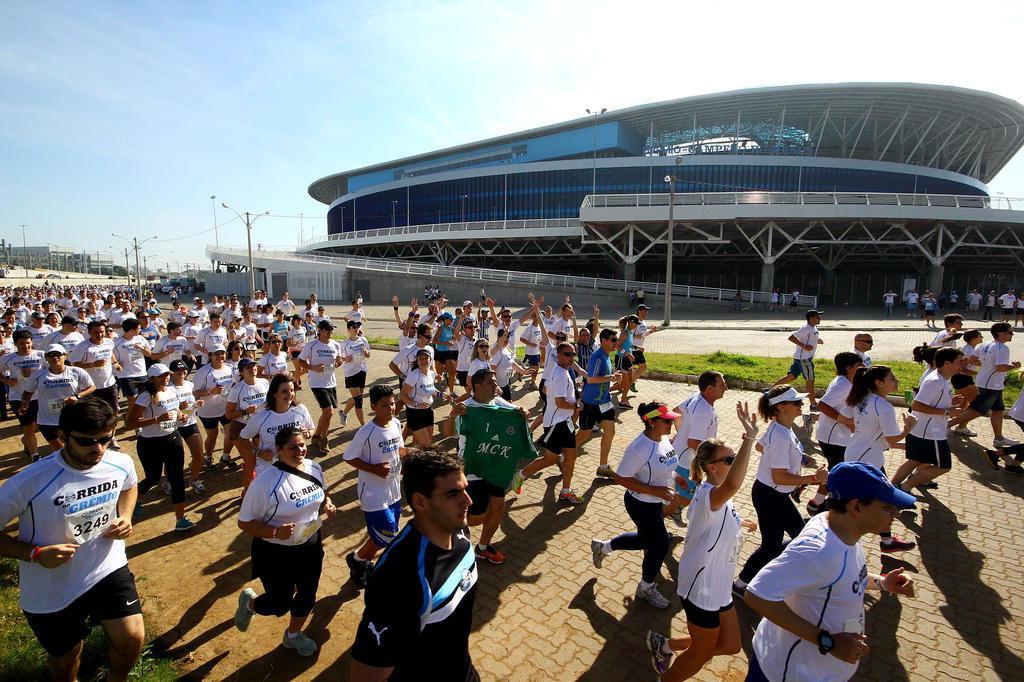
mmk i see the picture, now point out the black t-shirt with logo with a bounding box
[352,522,479,681]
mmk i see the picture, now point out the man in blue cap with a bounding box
[743,462,916,681]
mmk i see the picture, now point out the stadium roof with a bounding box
[309,83,1024,203]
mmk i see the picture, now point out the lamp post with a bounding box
[585,107,606,197]
[391,200,398,228]
[220,203,270,293]
[112,234,158,303]
[19,225,27,278]
[461,194,468,223]
[663,155,683,327]
[210,195,219,247]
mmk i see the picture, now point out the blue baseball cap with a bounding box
[828,462,916,508]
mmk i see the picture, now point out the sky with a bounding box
[3,0,1024,272]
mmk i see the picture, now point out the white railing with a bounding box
[209,245,817,307]
[299,218,583,248]
[581,191,1020,210]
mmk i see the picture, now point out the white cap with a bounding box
[768,386,809,406]
[462,300,473,307]
[45,343,67,355]
[147,363,171,377]
[209,344,227,354]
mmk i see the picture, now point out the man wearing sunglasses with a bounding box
[0,398,144,682]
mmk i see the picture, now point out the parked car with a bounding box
[160,283,175,294]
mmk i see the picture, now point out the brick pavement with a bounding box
[3,351,1024,681]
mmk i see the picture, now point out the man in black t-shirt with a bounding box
[350,451,479,682]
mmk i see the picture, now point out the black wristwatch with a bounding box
[817,630,835,655]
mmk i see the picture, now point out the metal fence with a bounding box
[582,191,1020,210]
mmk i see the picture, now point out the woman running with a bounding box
[400,349,441,448]
[647,402,759,678]
[590,402,681,609]
[614,315,640,409]
[226,358,270,486]
[168,359,207,492]
[950,329,983,435]
[892,347,963,494]
[239,374,315,477]
[193,345,237,469]
[256,334,290,379]
[490,329,533,401]
[733,385,827,596]
[235,427,336,656]
[844,365,917,553]
[286,315,307,389]
[127,363,193,531]
[432,312,457,394]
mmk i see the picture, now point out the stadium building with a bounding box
[213,83,1024,303]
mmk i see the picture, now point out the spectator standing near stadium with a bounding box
[882,289,897,318]
[0,399,144,682]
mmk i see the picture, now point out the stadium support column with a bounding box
[760,262,774,292]
[624,261,636,281]
[927,263,944,294]
[823,268,835,303]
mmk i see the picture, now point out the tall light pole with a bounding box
[586,107,606,196]
[461,194,468,223]
[390,200,398,228]
[663,156,683,327]
[19,224,28,278]
[210,195,219,247]
[221,203,270,293]
[112,233,158,303]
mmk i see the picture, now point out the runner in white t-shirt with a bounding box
[168,359,208,493]
[772,310,823,411]
[807,352,862,515]
[235,427,335,656]
[744,462,916,682]
[342,386,408,588]
[2,330,46,459]
[256,334,290,379]
[666,372,725,525]
[296,321,343,451]
[225,358,270,485]
[948,322,1021,447]
[339,320,372,427]
[0,398,144,680]
[239,374,314,476]
[647,403,759,677]
[193,346,238,469]
[20,344,96,454]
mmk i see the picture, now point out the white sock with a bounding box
[880,536,893,545]
[285,630,300,639]
[734,578,747,589]
[601,541,612,555]
[639,580,654,590]
[661,641,674,656]
[561,487,571,494]
[811,492,826,505]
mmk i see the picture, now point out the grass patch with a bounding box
[0,558,178,681]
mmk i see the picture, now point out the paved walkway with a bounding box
[4,348,1022,681]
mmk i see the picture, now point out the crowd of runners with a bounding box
[0,281,1019,681]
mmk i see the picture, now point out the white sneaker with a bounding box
[191,480,207,494]
[339,410,348,426]
[161,480,172,495]
[994,436,1019,448]
[951,426,977,436]
[636,583,670,609]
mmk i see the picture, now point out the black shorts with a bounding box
[467,478,505,516]
[970,387,1005,414]
[456,370,469,387]
[500,385,512,401]
[92,385,118,410]
[951,374,975,390]
[10,399,38,427]
[615,353,633,372]
[632,349,647,365]
[312,387,338,408]
[680,596,733,629]
[436,350,458,364]
[524,354,540,367]
[344,371,367,389]
[23,565,141,657]
[177,422,200,439]
[538,421,576,453]
[199,414,230,430]
[39,423,61,442]
[906,433,952,468]
[289,349,302,359]
[818,442,847,470]
[579,402,615,430]
[116,376,146,397]
[406,406,434,431]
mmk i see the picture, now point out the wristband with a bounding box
[29,546,42,562]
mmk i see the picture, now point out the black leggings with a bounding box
[738,480,806,584]
[251,535,324,618]
[610,491,669,583]
[137,433,186,504]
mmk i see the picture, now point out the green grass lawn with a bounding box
[0,558,177,680]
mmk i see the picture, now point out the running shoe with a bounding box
[234,588,256,631]
[203,454,214,468]
[339,410,348,426]
[646,631,673,676]
[809,403,819,413]
[635,583,670,609]
[1005,463,1024,474]
[191,479,208,494]
[558,489,584,505]
[669,506,685,528]
[282,630,318,657]
[880,536,916,553]
[220,455,239,469]
[108,440,123,451]
[346,551,370,588]
[173,517,195,532]
[994,436,1019,448]
[511,470,526,495]
[595,465,615,479]
[951,426,977,436]
[806,500,825,516]
[590,539,607,568]
[918,481,939,490]
[161,480,172,495]
[475,544,507,565]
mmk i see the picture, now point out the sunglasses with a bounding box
[270,339,282,343]
[708,455,736,466]
[560,352,576,357]
[70,434,114,446]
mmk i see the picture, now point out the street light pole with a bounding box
[391,201,398,228]
[663,156,683,327]
[221,203,270,294]
[210,195,219,247]
[461,194,468,223]
[585,107,606,197]
[112,233,158,303]
[19,225,27,279]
